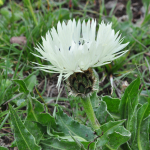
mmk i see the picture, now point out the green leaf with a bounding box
[52,8,69,20]
[31,97,45,114]
[13,79,29,94]
[70,132,96,150]
[119,77,141,148]
[0,102,27,118]
[102,96,120,113]
[95,101,114,125]
[30,97,44,113]
[13,73,37,94]
[128,106,137,144]
[106,126,131,149]
[26,96,38,121]
[119,77,140,123]
[126,0,133,22]
[26,97,56,127]
[144,98,150,118]
[96,120,125,147]
[37,113,56,126]
[0,112,9,131]
[9,104,41,150]
[26,96,45,121]
[10,140,17,148]
[0,7,11,19]
[40,138,81,150]
[142,0,150,21]
[90,91,99,108]
[69,131,87,150]
[138,117,149,150]
[119,78,140,147]
[40,138,95,150]
[132,103,149,150]
[23,74,37,92]
[0,146,9,150]
[24,121,46,144]
[56,107,95,141]
[56,135,86,142]
[12,98,26,107]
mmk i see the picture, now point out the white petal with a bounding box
[32,19,129,89]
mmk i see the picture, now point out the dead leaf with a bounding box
[144,53,150,57]
[121,81,129,91]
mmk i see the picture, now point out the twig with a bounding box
[47,84,55,97]
[88,132,103,150]
[110,74,113,95]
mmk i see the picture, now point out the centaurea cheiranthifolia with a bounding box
[32,19,129,97]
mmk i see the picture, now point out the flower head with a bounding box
[32,19,129,90]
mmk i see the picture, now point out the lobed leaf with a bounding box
[96,120,126,147]
[106,126,131,149]
[56,107,95,141]
[95,101,114,125]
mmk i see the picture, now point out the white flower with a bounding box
[32,19,129,90]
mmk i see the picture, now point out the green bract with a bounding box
[66,68,99,97]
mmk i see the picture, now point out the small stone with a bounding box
[10,36,27,46]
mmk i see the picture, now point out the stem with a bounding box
[81,96,100,130]
[26,0,38,26]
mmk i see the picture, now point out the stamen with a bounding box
[79,41,81,45]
